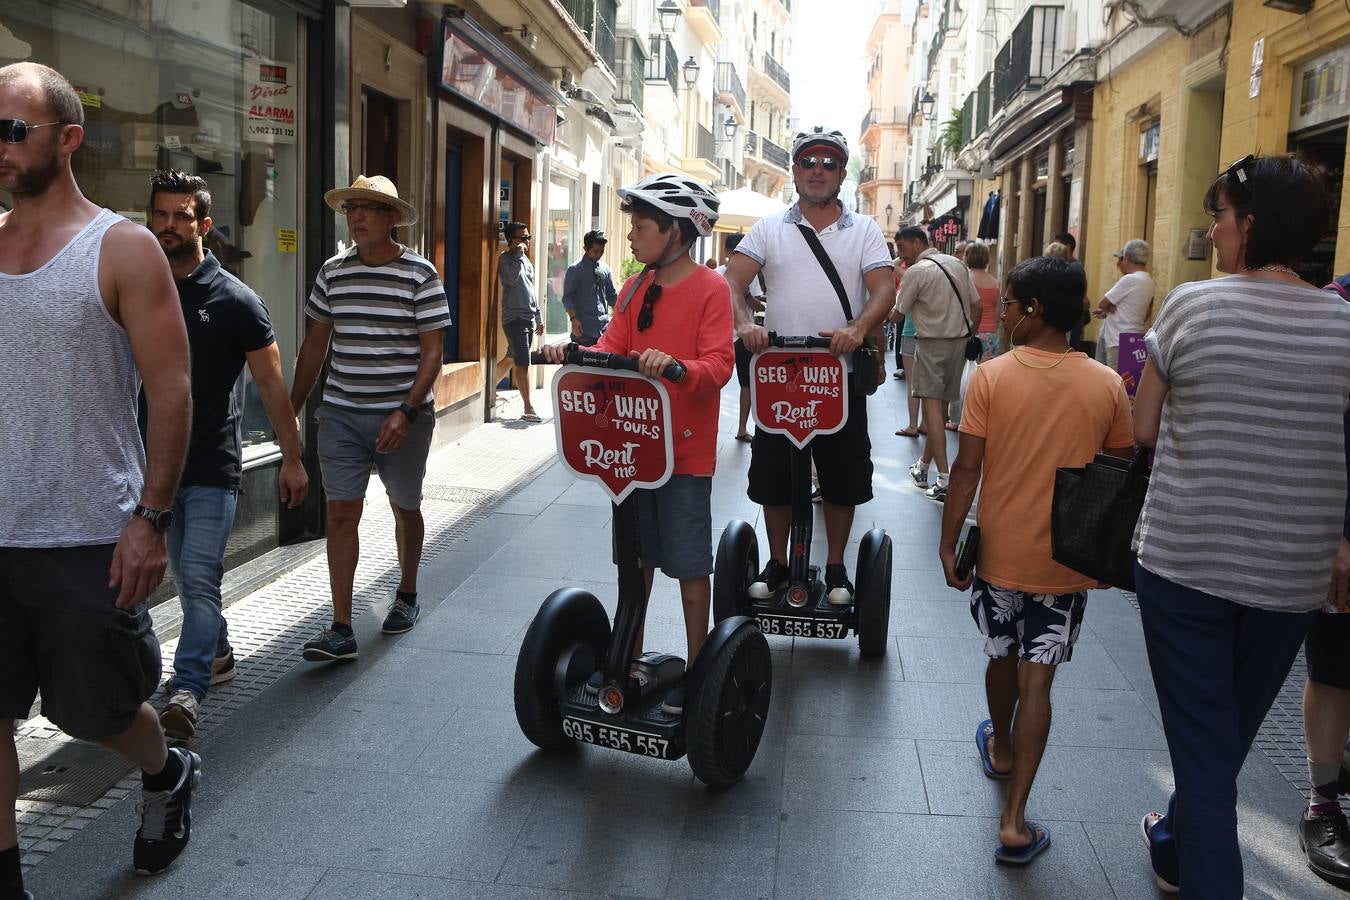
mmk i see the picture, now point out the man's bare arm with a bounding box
[723,253,765,333]
[245,342,308,507]
[291,317,334,414]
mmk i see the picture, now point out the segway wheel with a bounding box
[855,529,892,658]
[713,520,759,623]
[514,588,611,750]
[685,621,773,787]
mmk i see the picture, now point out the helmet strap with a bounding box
[617,228,694,312]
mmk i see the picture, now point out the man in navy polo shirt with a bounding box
[148,170,308,740]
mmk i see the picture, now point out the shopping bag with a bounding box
[949,359,978,425]
[1050,449,1150,591]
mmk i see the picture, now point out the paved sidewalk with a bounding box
[19,371,1337,899]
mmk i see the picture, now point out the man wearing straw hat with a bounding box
[290,175,450,662]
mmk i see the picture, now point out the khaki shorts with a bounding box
[912,337,967,402]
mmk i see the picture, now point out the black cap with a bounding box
[583,230,608,248]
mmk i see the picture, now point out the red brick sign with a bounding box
[552,367,674,503]
[750,349,848,449]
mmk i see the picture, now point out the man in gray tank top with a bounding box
[0,63,198,889]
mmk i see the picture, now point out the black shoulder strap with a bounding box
[926,257,974,339]
[795,223,854,323]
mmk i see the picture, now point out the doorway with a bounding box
[1289,118,1347,286]
[362,87,399,180]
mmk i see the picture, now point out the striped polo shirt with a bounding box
[1135,275,1350,612]
[305,245,451,412]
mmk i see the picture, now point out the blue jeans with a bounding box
[166,485,238,699]
[1135,563,1315,898]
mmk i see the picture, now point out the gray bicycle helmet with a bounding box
[792,127,849,163]
[616,173,720,238]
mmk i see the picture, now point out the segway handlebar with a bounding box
[767,333,833,350]
[532,344,686,382]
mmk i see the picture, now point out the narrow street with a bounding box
[18,373,1336,899]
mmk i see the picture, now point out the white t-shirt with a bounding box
[734,203,893,339]
[714,264,764,299]
[1100,270,1155,349]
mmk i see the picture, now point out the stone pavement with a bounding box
[18,369,1340,899]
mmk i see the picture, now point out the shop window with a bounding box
[1,1,304,458]
[545,171,581,335]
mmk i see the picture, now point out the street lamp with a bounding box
[722,115,737,140]
[657,0,681,35]
[681,56,700,87]
[884,203,893,225]
[920,92,936,118]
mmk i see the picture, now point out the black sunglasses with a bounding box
[637,279,662,332]
[0,119,66,144]
[796,156,841,172]
[340,201,395,215]
[1223,154,1256,192]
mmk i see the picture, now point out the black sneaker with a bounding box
[1302,807,1350,889]
[825,564,854,606]
[210,646,236,686]
[381,598,420,634]
[302,627,358,662]
[748,560,789,599]
[134,747,200,876]
[660,683,686,715]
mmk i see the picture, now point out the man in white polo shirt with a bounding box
[724,127,894,605]
[1092,238,1154,370]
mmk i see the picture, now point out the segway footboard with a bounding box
[557,691,686,761]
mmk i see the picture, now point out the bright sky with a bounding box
[789,0,918,149]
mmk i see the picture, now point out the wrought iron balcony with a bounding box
[560,0,619,73]
[744,129,759,156]
[761,136,790,170]
[614,39,644,114]
[762,53,790,93]
[716,62,746,114]
[993,5,1062,114]
[861,108,877,134]
[859,165,876,184]
[696,123,716,164]
[645,35,678,95]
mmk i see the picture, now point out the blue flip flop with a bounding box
[976,719,1011,780]
[994,820,1051,865]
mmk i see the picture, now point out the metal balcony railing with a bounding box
[744,129,759,156]
[961,91,975,147]
[761,136,790,169]
[615,38,644,114]
[859,165,876,184]
[559,0,617,73]
[696,123,716,164]
[993,5,1061,114]
[976,71,992,134]
[762,53,790,92]
[716,62,746,113]
[861,108,877,134]
[645,35,678,94]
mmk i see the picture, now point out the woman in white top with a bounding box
[1132,154,1350,897]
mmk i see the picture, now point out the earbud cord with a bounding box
[1008,311,1074,370]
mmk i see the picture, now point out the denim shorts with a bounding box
[504,318,535,366]
[618,475,713,579]
[970,576,1088,665]
[317,403,435,509]
[0,545,162,741]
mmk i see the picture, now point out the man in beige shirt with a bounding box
[896,226,980,502]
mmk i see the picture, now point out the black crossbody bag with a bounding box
[794,224,880,396]
[927,258,984,362]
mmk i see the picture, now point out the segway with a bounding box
[513,347,772,786]
[713,334,892,656]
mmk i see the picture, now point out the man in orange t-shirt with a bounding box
[938,256,1134,866]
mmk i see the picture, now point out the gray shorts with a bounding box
[900,334,917,358]
[0,545,162,741]
[912,336,967,402]
[1096,341,1119,371]
[618,475,713,579]
[504,318,535,367]
[317,403,436,509]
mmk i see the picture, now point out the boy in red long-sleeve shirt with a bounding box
[543,175,732,714]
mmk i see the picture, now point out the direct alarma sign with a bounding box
[750,349,848,449]
[552,367,674,503]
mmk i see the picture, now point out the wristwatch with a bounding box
[132,504,174,532]
[398,402,419,423]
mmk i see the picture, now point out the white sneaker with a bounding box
[908,460,929,489]
[159,690,199,741]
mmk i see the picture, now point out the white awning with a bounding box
[715,187,789,230]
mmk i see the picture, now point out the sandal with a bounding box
[994,821,1050,865]
[976,719,1011,780]
[944,421,959,432]
[734,433,753,442]
[895,427,921,437]
[521,412,542,423]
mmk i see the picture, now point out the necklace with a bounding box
[1010,344,1074,370]
[1250,264,1298,276]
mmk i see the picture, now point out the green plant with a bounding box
[620,256,645,279]
[938,109,966,162]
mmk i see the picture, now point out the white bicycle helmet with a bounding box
[617,173,720,238]
[791,127,849,163]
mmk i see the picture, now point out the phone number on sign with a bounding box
[561,717,675,758]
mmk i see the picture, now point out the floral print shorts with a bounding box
[969,576,1087,665]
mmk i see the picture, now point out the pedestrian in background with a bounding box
[940,255,1134,866]
[495,221,544,422]
[1092,239,1154,371]
[561,229,617,346]
[1052,231,1077,260]
[1133,154,1350,898]
[0,61,198,884]
[965,241,1000,361]
[147,169,308,741]
[290,175,449,661]
[715,233,764,442]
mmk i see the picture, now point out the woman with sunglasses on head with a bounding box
[540,174,733,714]
[1133,154,1350,897]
